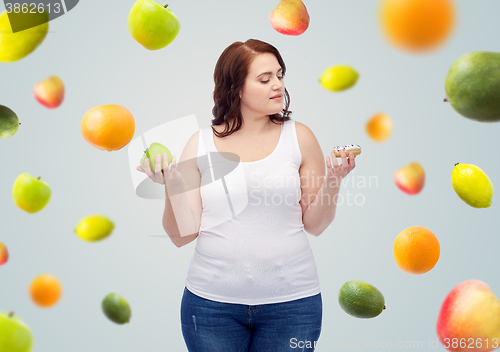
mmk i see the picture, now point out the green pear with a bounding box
[0,10,49,63]
[140,142,172,172]
[12,173,51,214]
[0,104,20,139]
[0,311,34,352]
[127,0,181,50]
[445,51,500,122]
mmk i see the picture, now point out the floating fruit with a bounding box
[445,51,500,122]
[127,0,181,50]
[80,105,135,151]
[34,76,64,109]
[12,173,51,214]
[102,293,132,324]
[29,274,62,308]
[269,0,310,36]
[74,215,115,242]
[366,113,392,142]
[0,104,20,139]
[0,10,49,62]
[437,280,500,352]
[0,241,8,265]
[0,311,34,352]
[338,280,386,318]
[319,65,359,92]
[451,163,493,208]
[394,162,425,195]
[393,226,440,274]
[378,0,456,53]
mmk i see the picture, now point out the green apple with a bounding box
[0,10,49,63]
[0,311,34,352]
[12,173,51,214]
[140,142,172,172]
[127,0,181,50]
[0,104,20,139]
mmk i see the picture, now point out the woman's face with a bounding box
[239,53,285,118]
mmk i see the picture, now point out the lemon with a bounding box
[0,10,49,63]
[319,65,359,92]
[338,280,386,318]
[451,163,494,208]
[74,215,115,242]
[101,293,131,324]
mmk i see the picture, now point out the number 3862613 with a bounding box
[443,338,499,349]
[5,3,61,14]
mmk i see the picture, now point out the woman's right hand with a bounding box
[137,154,185,191]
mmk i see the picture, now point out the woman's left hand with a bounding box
[326,148,356,183]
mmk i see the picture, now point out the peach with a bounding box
[0,241,8,265]
[366,113,392,142]
[33,76,64,109]
[269,0,309,36]
[437,280,500,352]
[394,162,425,195]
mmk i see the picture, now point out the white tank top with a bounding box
[185,119,321,305]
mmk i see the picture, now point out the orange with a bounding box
[378,0,456,53]
[366,113,392,142]
[81,105,135,151]
[29,274,62,307]
[393,226,440,274]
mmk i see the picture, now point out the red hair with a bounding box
[211,39,292,138]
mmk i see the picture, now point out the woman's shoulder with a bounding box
[293,121,321,167]
[294,121,317,142]
[179,129,203,162]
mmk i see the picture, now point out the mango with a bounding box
[445,51,500,122]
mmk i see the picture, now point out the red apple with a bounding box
[0,241,8,265]
[437,280,500,352]
[33,76,64,109]
[394,162,425,195]
[269,0,309,36]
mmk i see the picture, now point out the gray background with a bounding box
[1,0,500,350]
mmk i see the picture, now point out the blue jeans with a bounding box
[181,287,322,352]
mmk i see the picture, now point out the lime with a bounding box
[338,280,386,318]
[452,163,494,208]
[101,293,131,324]
[0,105,20,139]
[74,215,114,242]
[319,65,359,92]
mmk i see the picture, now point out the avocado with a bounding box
[338,280,386,318]
[445,51,500,122]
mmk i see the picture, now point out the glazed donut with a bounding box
[333,144,361,157]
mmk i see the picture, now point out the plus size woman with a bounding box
[137,39,357,352]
